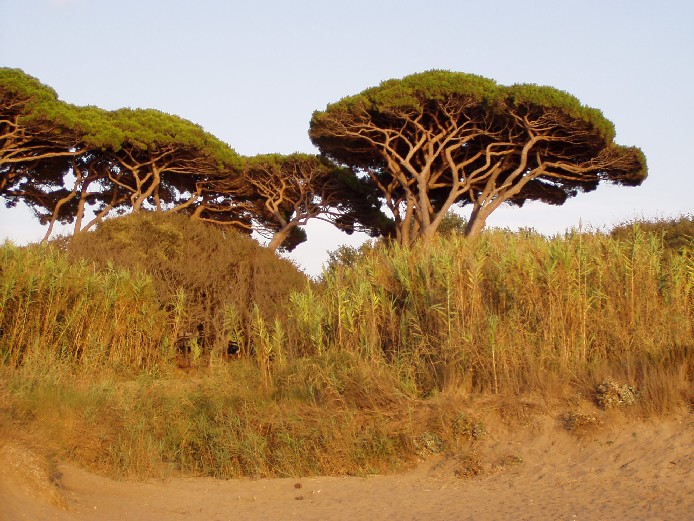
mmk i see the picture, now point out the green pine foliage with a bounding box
[0,68,60,114]
[504,82,616,142]
[322,69,616,141]
[356,70,500,110]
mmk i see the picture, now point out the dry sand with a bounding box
[1,412,692,521]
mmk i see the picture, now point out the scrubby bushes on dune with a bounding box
[0,242,168,371]
[610,215,693,252]
[65,212,308,359]
[1,212,309,372]
[3,355,433,479]
[286,224,692,403]
[0,216,691,479]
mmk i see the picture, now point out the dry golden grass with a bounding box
[291,225,692,407]
[0,218,691,479]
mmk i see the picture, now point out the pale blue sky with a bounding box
[1,0,692,274]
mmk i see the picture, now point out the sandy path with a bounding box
[2,414,692,521]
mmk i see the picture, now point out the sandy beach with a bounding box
[2,412,692,521]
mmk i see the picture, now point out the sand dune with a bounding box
[1,412,692,521]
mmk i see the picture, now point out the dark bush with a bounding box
[66,212,308,355]
[610,215,693,251]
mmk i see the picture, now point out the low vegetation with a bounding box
[64,212,307,360]
[0,215,691,479]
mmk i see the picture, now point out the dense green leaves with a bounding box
[105,108,240,165]
[0,67,60,116]
[2,67,649,251]
[198,153,390,251]
[338,70,500,111]
[310,70,647,245]
[503,83,616,142]
[1,68,249,240]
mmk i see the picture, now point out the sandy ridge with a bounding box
[1,412,692,521]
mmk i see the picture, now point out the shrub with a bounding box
[595,380,638,409]
[65,212,308,356]
[610,215,693,252]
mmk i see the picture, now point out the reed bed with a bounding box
[0,242,171,373]
[284,226,692,399]
[1,220,692,479]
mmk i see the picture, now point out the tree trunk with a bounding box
[464,205,489,239]
[267,225,294,252]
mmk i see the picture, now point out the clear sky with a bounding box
[1,0,692,275]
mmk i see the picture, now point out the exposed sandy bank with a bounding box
[1,412,692,521]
